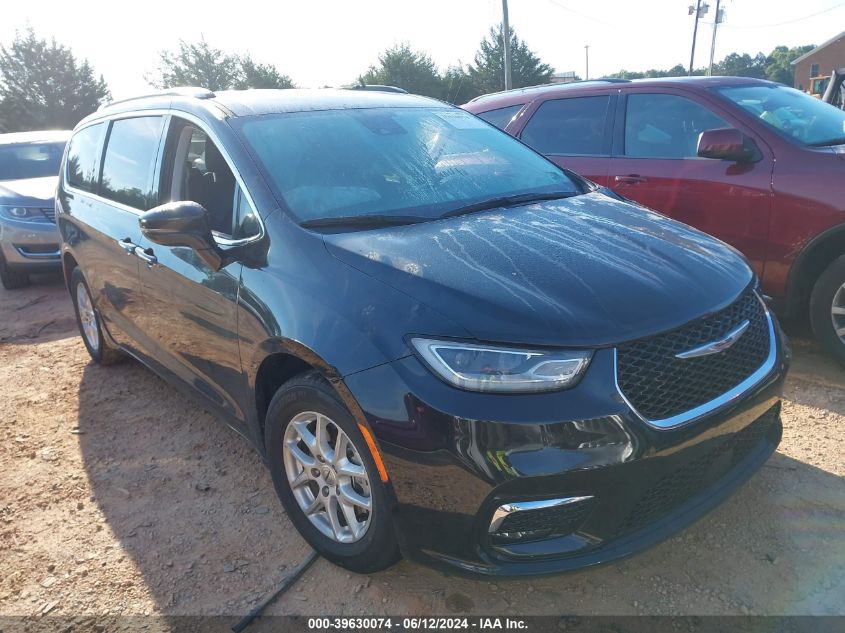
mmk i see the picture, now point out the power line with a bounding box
[543,0,619,28]
[719,3,845,29]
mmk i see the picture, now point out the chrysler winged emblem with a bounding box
[675,320,750,359]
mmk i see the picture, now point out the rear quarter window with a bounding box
[521,96,610,156]
[66,124,105,192]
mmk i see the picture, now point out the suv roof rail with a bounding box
[98,87,216,111]
[344,83,409,94]
[467,78,631,103]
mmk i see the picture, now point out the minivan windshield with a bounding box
[0,141,66,181]
[715,84,845,147]
[234,107,579,225]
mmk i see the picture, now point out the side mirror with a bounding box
[697,128,758,163]
[139,201,223,271]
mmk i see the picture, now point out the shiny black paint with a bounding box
[58,91,787,577]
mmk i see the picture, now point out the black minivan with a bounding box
[58,88,788,577]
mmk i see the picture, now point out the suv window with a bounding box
[520,96,610,156]
[476,104,523,130]
[101,117,165,210]
[66,124,104,192]
[165,118,240,235]
[624,93,729,159]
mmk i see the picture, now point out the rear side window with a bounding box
[66,124,104,192]
[624,93,729,159]
[101,117,165,210]
[475,104,523,130]
[521,96,610,156]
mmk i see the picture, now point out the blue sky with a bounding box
[2,0,843,98]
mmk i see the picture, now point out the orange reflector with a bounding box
[358,423,389,482]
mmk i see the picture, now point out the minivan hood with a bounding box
[323,192,753,347]
[0,176,58,205]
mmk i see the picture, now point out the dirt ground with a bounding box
[1,272,843,622]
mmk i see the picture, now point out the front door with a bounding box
[607,89,774,277]
[135,117,258,423]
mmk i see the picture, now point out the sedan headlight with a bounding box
[410,337,592,393]
[0,206,48,222]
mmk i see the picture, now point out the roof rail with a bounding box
[467,78,631,103]
[98,87,216,111]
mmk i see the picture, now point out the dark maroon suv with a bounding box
[463,77,845,366]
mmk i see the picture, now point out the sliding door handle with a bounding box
[134,246,158,267]
[614,174,648,184]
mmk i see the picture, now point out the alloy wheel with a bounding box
[833,282,845,344]
[76,282,100,351]
[282,412,372,543]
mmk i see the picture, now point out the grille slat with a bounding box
[40,207,56,223]
[616,289,770,422]
[494,499,594,538]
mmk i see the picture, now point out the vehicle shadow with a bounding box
[74,352,845,617]
[0,272,77,345]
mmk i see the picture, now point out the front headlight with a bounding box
[0,206,48,222]
[410,337,592,393]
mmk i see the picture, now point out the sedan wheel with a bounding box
[283,411,372,543]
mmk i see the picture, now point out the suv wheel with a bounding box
[0,251,30,290]
[70,268,123,365]
[265,371,400,573]
[810,255,845,368]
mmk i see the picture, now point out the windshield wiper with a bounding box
[300,214,428,229]
[809,137,845,147]
[438,191,578,221]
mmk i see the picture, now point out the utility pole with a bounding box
[707,0,723,76]
[688,1,708,76]
[585,45,590,80]
[502,0,512,90]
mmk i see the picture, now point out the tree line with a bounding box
[0,26,816,133]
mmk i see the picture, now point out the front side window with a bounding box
[715,84,845,147]
[476,104,523,130]
[101,117,165,210]
[521,96,610,156]
[234,107,578,224]
[0,141,66,182]
[165,120,238,234]
[624,93,730,159]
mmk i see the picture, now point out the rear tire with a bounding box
[0,251,30,290]
[809,255,845,368]
[265,370,400,573]
[70,267,123,365]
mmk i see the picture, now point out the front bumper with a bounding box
[344,320,789,578]
[0,217,62,271]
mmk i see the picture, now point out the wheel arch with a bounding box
[62,250,79,291]
[249,338,388,482]
[786,222,845,319]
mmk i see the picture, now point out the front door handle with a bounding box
[118,237,137,255]
[134,246,158,267]
[614,174,648,184]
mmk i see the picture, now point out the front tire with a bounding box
[0,251,30,290]
[265,371,400,573]
[70,267,123,365]
[810,255,845,368]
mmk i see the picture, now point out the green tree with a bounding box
[358,44,444,99]
[467,25,554,94]
[441,64,476,104]
[712,52,768,78]
[0,28,110,132]
[149,39,294,91]
[764,45,815,85]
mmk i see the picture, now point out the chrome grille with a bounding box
[616,288,770,423]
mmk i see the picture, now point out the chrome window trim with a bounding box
[488,496,594,533]
[614,294,778,430]
[62,108,266,248]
